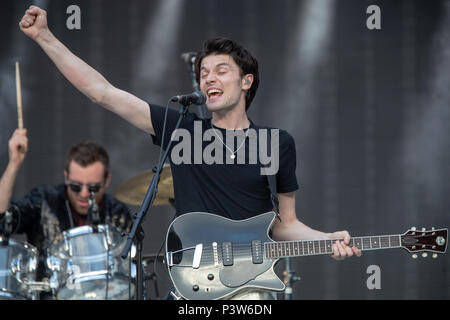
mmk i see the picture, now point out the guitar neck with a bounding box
[265,234,402,259]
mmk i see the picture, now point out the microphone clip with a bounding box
[88,192,100,230]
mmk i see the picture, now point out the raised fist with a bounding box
[19,5,49,40]
[8,129,28,168]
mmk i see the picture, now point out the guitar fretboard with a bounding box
[264,235,402,259]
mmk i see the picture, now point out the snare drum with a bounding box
[0,237,38,300]
[48,224,135,300]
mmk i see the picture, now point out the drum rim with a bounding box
[0,236,39,255]
[55,273,135,300]
[62,224,120,238]
[0,288,30,300]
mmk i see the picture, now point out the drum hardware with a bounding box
[24,280,52,300]
[46,254,63,292]
[142,253,165,299]
[1,237,39,300]
[282,258,301,300]
[0,210,14,246]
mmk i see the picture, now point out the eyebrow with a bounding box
[200,62,231,71]
[67,179,103,185]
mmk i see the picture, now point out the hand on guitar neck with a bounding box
[327,230,362,261]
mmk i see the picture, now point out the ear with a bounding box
[64,170,69,183]
[242,74,254,90]
[104,173,112,188]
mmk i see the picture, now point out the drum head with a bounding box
[48,225,135,300]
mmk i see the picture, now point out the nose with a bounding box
[204,71,218,85]
[79,185,90,198]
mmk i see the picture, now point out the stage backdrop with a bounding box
[1,0,449,299]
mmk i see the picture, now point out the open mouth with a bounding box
[207,88,223,100]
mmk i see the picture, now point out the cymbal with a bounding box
[115,164,174,206]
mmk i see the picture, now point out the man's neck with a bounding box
[211,109,250,130]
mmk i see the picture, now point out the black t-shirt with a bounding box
[149,104,299,220]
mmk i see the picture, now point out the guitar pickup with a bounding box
[251,240,263,264]
[222,242,233,266]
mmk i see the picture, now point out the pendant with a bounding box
[230,154,236,159]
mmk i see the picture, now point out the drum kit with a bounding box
[0,166,174,300]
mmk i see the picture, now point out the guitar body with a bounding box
[166,211,285,300]
[165,211,448,300]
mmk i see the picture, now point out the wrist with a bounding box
[6,161,22,174]
[35,27,53,43]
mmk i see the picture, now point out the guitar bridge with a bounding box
[166,243,204,269]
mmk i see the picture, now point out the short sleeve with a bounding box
[276,130,299,193]
[149,103,182,150]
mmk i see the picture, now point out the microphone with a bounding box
[171,91,206,106]
[180,52,197,65]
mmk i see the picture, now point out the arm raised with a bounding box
[19,5,154,135]
[0,129,28,213]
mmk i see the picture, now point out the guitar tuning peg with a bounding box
[421,228,426,232]
[432,254,438,259]
[431,227,435,230]
[412,254,418,259]
[411,227,416,231]
[422,252,428,258]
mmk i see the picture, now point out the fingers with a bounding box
[331,241,344,261]
[10,129,28,153]
[27,5,45,16]
[334,240,353,257]
[352,246,362,257]
[20,13,36,28]
[19,5,46,29]
[328,230,363,260]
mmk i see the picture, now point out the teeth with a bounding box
[207,89,223,96]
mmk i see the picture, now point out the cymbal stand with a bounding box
[283,258,301,300]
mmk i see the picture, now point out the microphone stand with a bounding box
[88,192,100,232]
[183,54,206,119]
[120,100,192,300]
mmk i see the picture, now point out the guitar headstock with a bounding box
[401,227,447,258]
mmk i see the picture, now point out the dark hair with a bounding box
[65,141,110,180]
[195,37,260,111]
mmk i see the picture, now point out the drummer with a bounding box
[0,129,132,296]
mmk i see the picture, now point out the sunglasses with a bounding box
[67,182,103,193]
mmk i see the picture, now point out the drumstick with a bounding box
[15,61,24,129]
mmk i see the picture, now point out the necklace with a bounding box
[211,121,250,159]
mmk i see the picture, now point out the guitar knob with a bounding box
[422,252,428,258]
[432,254,438,259]
[412,254,418,259]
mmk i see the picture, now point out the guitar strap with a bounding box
[267,173,281,222]
[263,126,282,222]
